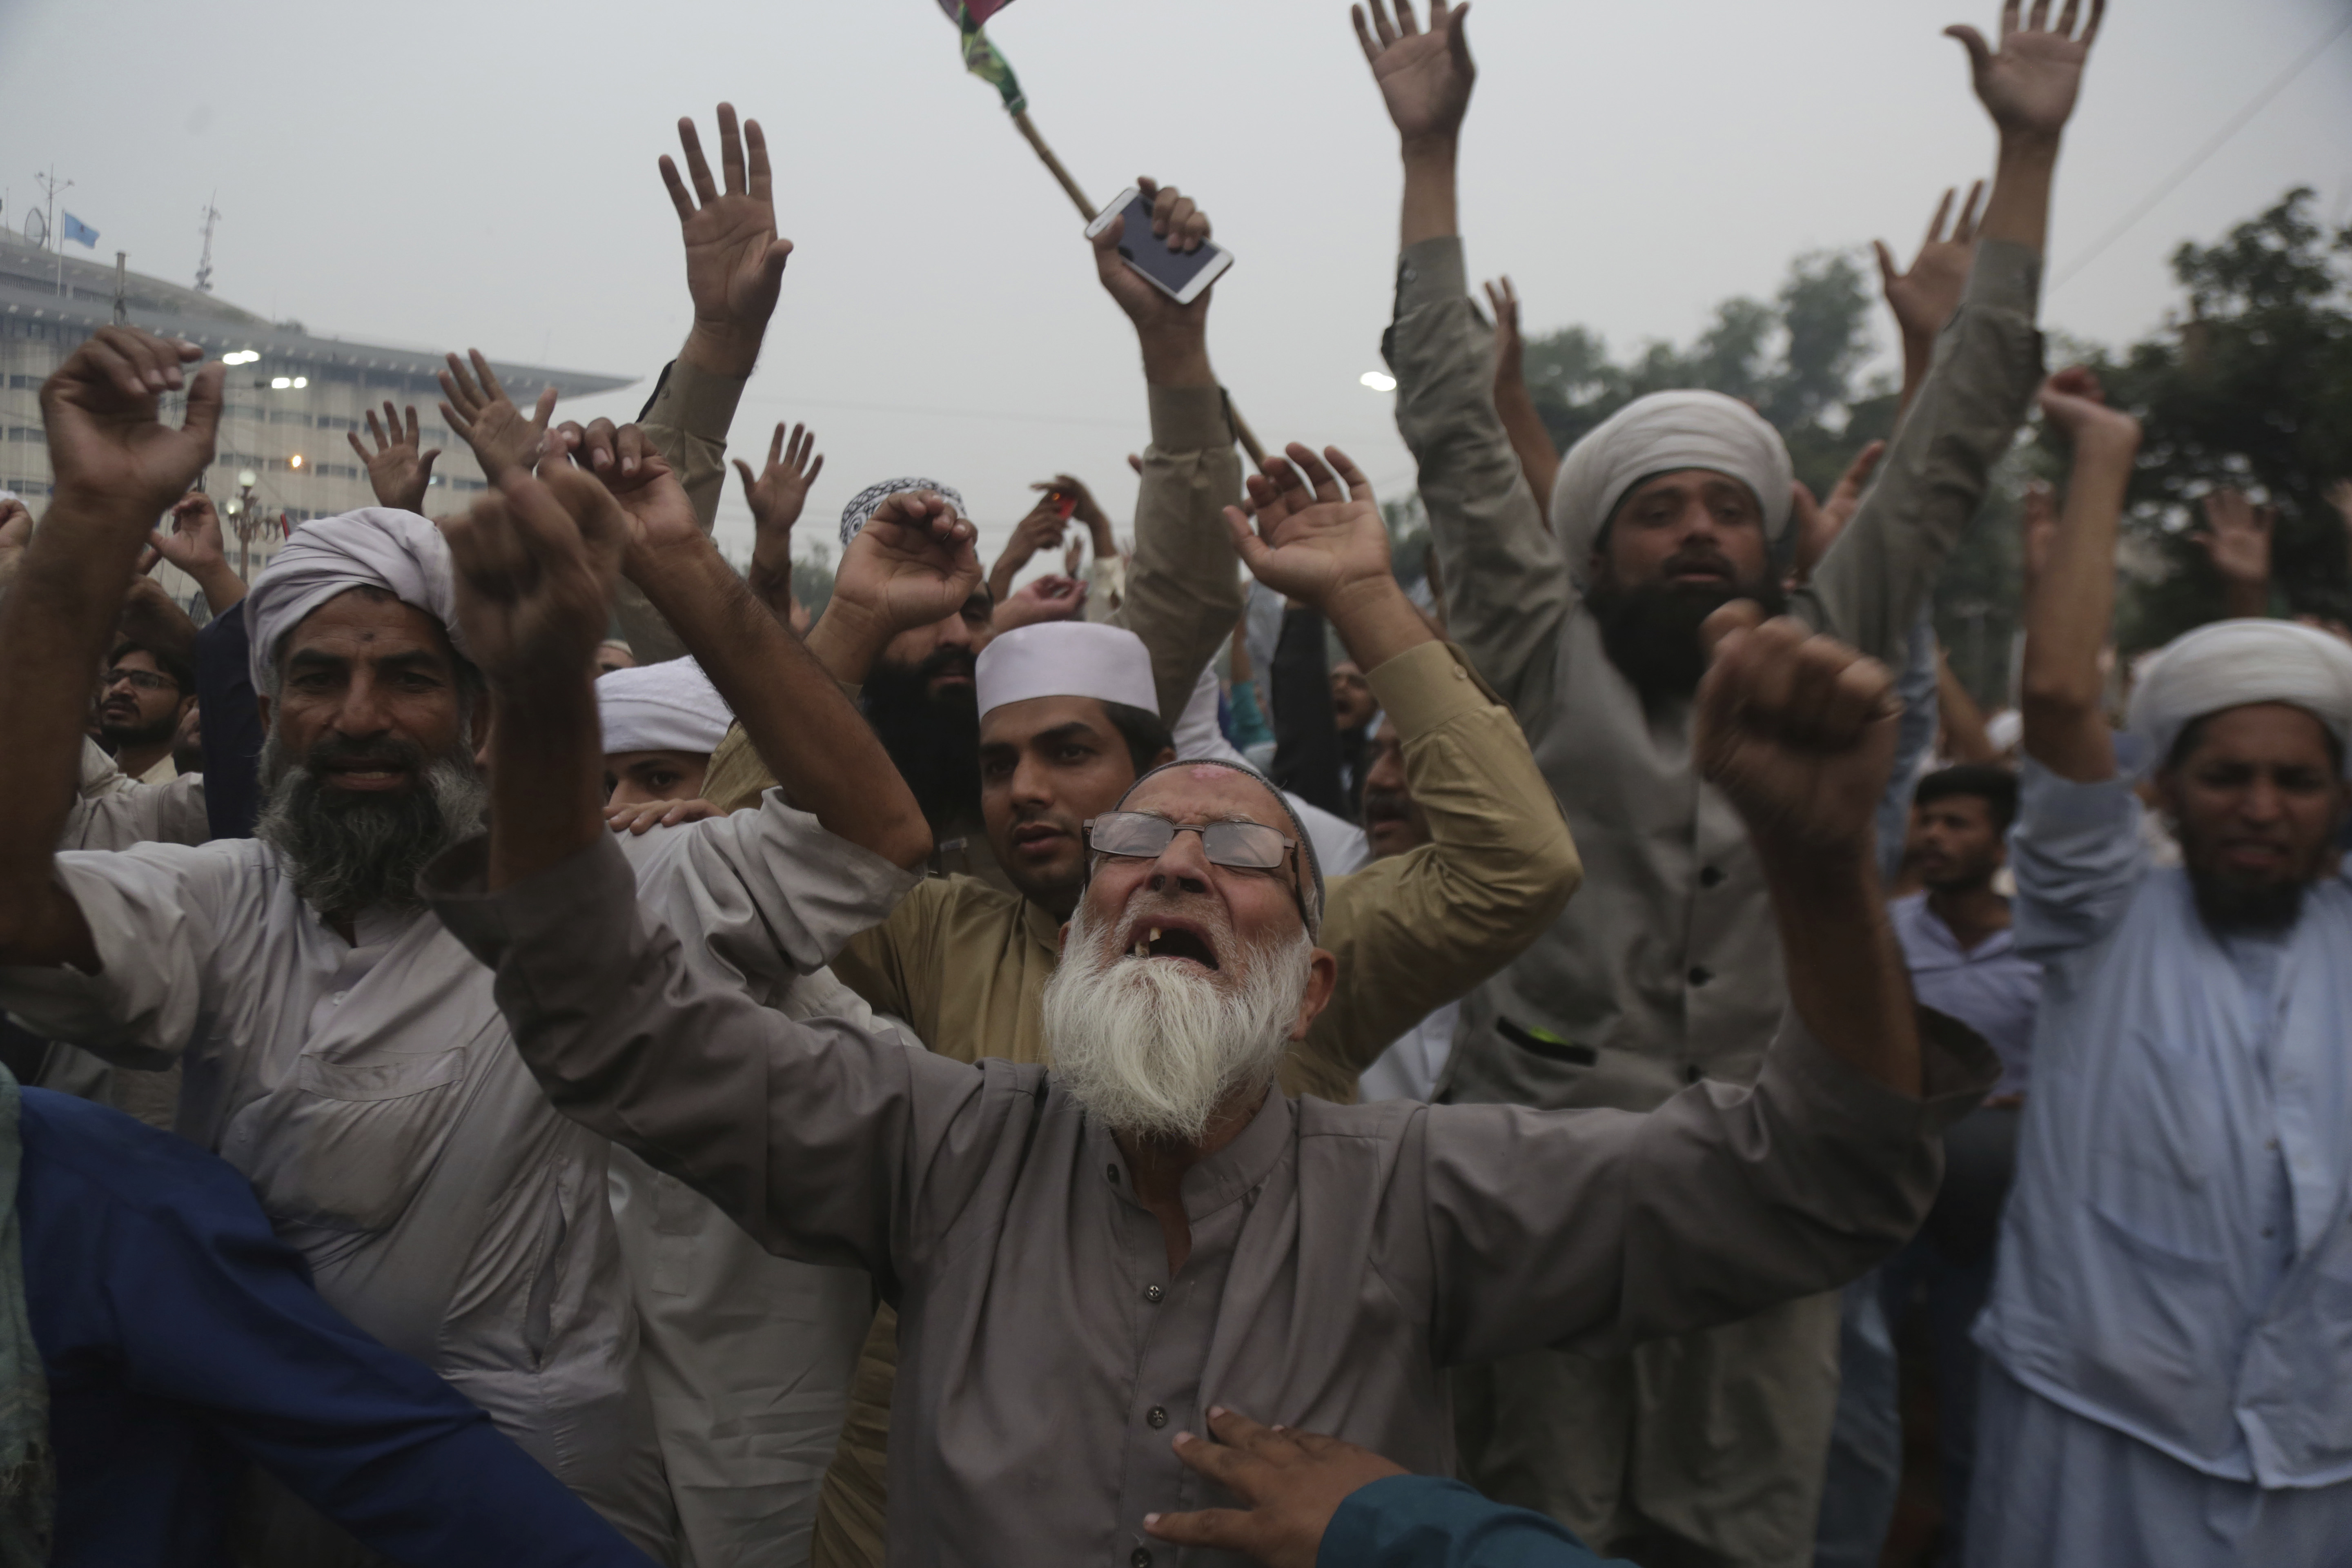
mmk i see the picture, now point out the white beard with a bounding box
[1040,900,1312,1143]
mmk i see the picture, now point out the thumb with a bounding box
[1224,506,1271,574]
[1790,480,1821,530]
[1872,239,1900,290]
[733,458,759,498]
[179,362,227,456]
[530,385,560,432]
[416,448,441,482]
[1446,1,1474,70]
[762,237,795,285]
[1943,24,1992,72]
[1700,599,1765,661]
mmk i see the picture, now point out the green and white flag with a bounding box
[935,0,1026,114]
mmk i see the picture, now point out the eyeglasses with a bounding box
[1085,811,1294,870]
[102,668,179,694]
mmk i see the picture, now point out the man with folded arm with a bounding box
[420,440,1996,1568]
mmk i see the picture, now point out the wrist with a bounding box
[1321,573,1430,666]
[1993,127,2063,163]
[806,600,886,684]
[1755,833,1875,896]
[1400,133,1460,168]
[680,321,764,378]
[1137,326,1214,389]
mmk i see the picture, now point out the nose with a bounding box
[1145,824,1215,897]
[328,671,396,740]
[933,611,976,656]
[2241,776,2285,824]
[1007,749,1056,808]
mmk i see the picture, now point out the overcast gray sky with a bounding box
[5,0,2348,568]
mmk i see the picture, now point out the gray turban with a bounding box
[839,477,967,550]
[1109,757,1326,937]
[2126,618,2352,773]
[245,508,462,691]
[1549,390,1794,584]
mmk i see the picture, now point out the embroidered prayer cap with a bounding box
[839,477,967,551]
[1549,390,1795,585]
[244,508,462,692]
[596,657,733,757]
[975,621,1157,723]
[2126,618,2352,773]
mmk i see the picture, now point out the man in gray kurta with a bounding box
[1350,0,2094,1556]
[424,436,1996,1568]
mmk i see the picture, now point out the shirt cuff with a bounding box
[1392,235,1468,319]
[646,355,751,443]
[1962,237,2042,318]
[2017,754,2137,837]
[1365,640,1500,740]
[1145,383,1229,453]
[1758,1005,1998,1143]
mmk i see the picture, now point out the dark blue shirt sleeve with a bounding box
[192,600,262,840]
[21,1089,653,1568]
[1319,1476,1635,1568]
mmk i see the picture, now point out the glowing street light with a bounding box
[270,376,292,390]
[1360,370,1397,392]
[221,350,260,366]
[289,454,303,470]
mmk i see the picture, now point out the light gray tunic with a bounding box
[425,831,1997,1568]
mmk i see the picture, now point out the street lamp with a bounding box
[233,468,261,580]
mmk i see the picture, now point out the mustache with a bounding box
[919,646,976,682]
[1361,787,1414,824]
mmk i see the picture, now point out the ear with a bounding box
[1152,745,1176,768]
[1285,947,1340,1043]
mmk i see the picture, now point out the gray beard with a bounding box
[253,733,487,917]
[1039,901,1310,1143]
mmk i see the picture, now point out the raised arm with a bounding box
[1874,182,1982,419]
[347,401,443,515]
[732,419,824,629]
[1096,177,1249,724]
[0,328,221,970]
[2191,488,2274,621]
[1228,444,1581,1085]
[1482,276,1560,523]
[986,494,1071,606]
[1359,1,1571,715]
[1799,1,2105,662]
[153,490,247,614]
[2019,368,2141,782]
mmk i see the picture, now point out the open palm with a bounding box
[1225,444,1390,609]
[1947,0,2104,139]
[1353,0,1475,145]
[665,104,793,342]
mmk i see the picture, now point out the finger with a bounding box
[716,102,746,196]
[578,417,618,472]
[744,116,773,205]
[1164,1429,1255,1489]
[1790,480,1821,530]
[468,350,508,405]
[1872,240,1900,292]
[178,362,227,455]
[2080,0,2105,47]
[1142,1508,1256,1550]
[2027,0,2051,32]
[1324,445,1374,503]
[658,154,696,224]
[1149,180,1178,240]
[1394,0,1420,36]
[1286,442,1344,504]
[403,404,423,449]
[1204,1408,1292,1457]
[734,458,759,499]
[1816,643,1896,741]
[1369,0,1400,47]
[415,449,440,488]
[678,116,720,206]
[1699,598,1767,662]
[78,335,148,402]
[2000,0,2022,40]
[1924,185,1956,247]
[805,452,824,487]
[441,354,483,412]
[615,424,654,477]
[439,398,473,439]
[1446,4,1474,73]
[1352,5,1382,65]
[1944,24,1993,71]
[1954,180,1986,242]
[769,422,788,470]
[1225,505,1273,571]
[2055,0,2080,39]
[530,385,559,435]
[348,429,370,462]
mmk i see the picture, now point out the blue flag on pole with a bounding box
[61,212,97,247]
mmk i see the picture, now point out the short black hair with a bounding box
[109,637,195,697]
[1913,764,2019,833]
[1101,699,1174,776]
[2167,710,2345,777]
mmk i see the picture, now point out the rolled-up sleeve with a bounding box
[1419,1009,1996,1365]
[1388,237,1570,718]
[1298,641,1580,1096]
[1112,383,1247,726]
[2008,757,2147,961]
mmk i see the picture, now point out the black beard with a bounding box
[863,650,983,836]
[99,710,178,753]
[1586,575,1786,706]
[2188,867,2307,937]
[253,731,487,916]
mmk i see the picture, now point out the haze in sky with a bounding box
[4,0,2348,567]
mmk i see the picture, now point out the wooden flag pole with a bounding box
[1009,109,1269,471]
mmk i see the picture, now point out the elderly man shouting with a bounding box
[419,439,1996,1568]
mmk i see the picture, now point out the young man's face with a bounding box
[1358,720,1430,860]
[1330,662,1377,732]
[605,749,711,808]
[97,647,190,750]
[979,695,1153,914]
[1910,793,2007,893]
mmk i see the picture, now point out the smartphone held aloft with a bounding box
[1085,186,1234,306]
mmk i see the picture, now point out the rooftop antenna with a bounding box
[112,252,127,325]
[33,167,71,296]
[195,195,220,294]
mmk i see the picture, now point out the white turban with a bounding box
[2126,619,2352,772]
[245,508,461,690]
[976,622,1157,722]
[597,658,733,757]
[1549,390,1795,582]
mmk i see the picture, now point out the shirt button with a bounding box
[1146,1405,1169,1428]
[1699,866,1725,889]
[1144,1284,1165,1304]
[1687,966,1713,987]
[1106,1165,1120,1186]
[1131,1550,1153,1568]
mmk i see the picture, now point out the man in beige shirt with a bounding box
[1353,2,2095,1559]
[423,448,1996,1568]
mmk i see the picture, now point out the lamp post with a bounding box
[230,468,260,581]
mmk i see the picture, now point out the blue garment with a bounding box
[1978,760,2352,1488]
[1226,676,1275,754]
[1321,1475,1636,1567]
[1889,894,2042,1098]
[191,599,263,840]
[19,1086,655,1568]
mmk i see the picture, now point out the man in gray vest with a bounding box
[1353,0,2104,1559]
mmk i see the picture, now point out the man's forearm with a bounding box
[1757,845,1919,1097]
[192,561,246,614]
[1491,375,1559,529]
[1400,139,1459,249]
[2020,430,2131,780]
[486,677,606,893]
[1138,324,1213,390]
[1324,576,1437,673]
[1977,133,2058,257]
[631,543,931,869]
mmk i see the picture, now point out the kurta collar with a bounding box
[1087,1083,1296,1225]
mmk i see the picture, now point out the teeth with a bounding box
[1150,928,1161,942]
[1133,940,1148,959]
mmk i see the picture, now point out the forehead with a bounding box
[2181,702,2340,770]
[606,748,710,770]
[1122,765,1287,828]
[113,647,162,671]
[284,588,454,666]
[979,693,1118,750]
[1919,793,1995,821]
[1620,468,1760,510]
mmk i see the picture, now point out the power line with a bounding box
[2053,11,2352,291]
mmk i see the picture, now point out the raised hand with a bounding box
[1947,0,2105,142]
[0,497,30,592]
[1223,443,1393,613]
[989,495,1071,600]
[1143,1409,1405,1568]
[2193,488,2274,615]
[829,493,983,642]
[1091,176,1216,342]
[441,456,631,690]
[153,490,247,610]
[2035,365,2140,452]
[1787,440,1887,586]
[438,350,558,483]
[39,327,224,525]
[993,574,1087,633]
[663,103,794,375]
[1352,0,1475,149]
[1695,606,1899,860]
[1875,183,1982,346]
[345,401,442,512]
[555,419,702,569]
[1482,275,1525,385]
[733,421,823,611]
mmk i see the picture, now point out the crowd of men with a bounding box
[1,2,2349,1565]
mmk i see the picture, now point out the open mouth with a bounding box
[1123,918,1221,970]
[320,760,413,791]
[1011,822,1067,857]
